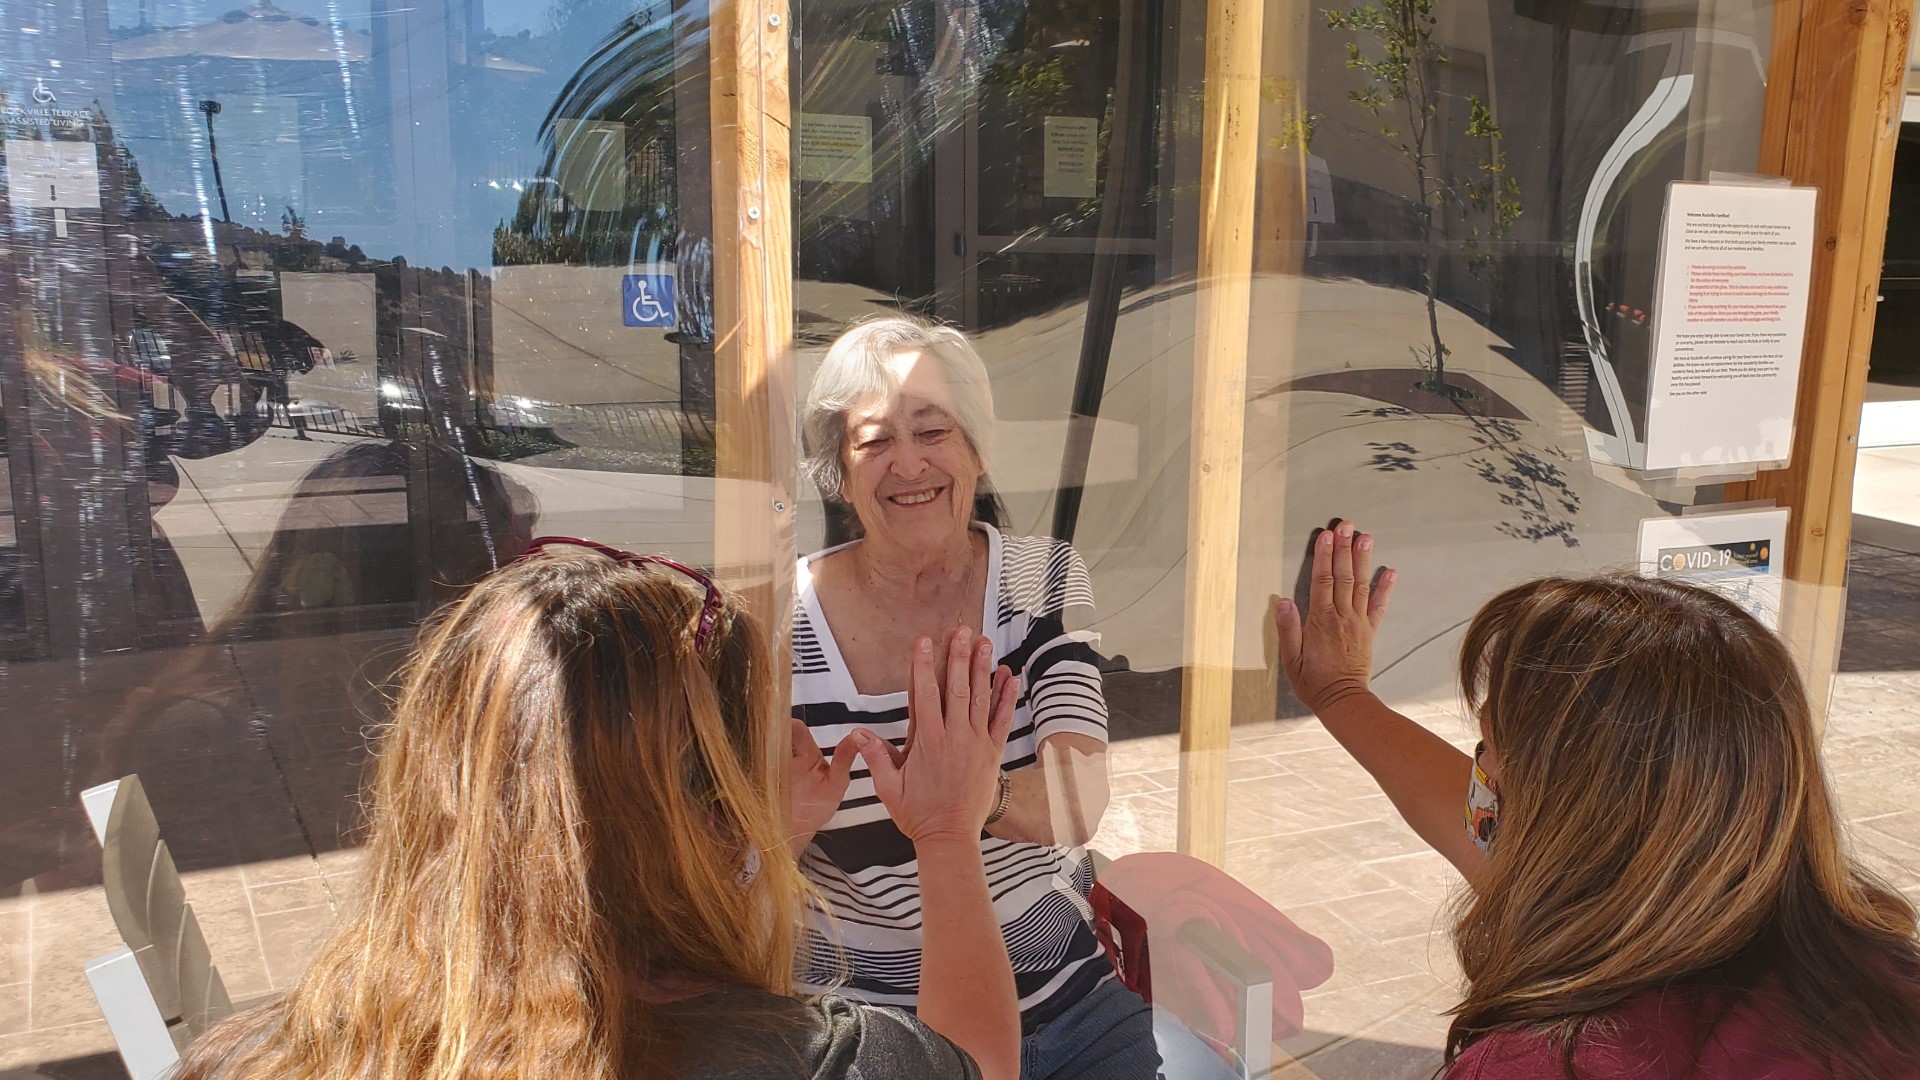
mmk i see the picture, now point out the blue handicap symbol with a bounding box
[623,274,677,328]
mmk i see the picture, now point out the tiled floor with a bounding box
[3,535,1917,1079]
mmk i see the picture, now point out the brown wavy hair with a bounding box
[1445,574,1920,1078]
[174,549,809,1079]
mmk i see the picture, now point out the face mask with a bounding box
[736,845,762,888]
[1465,741,1500,855]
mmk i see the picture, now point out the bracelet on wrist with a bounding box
[983,769,1013,827]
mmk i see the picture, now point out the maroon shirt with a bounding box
[1445,983,1918,1080]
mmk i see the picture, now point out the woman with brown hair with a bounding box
[174,538,1024,1079]
[1273,521,1920,1080]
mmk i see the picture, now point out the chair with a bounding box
[1090,850,1278,1079]
[80,775,234,1080]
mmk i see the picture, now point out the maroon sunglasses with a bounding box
[514,535,722,651]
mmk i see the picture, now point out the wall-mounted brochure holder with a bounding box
[1586,173,1816,486]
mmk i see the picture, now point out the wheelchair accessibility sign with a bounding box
[622,274,676,328]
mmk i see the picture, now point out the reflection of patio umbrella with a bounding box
[115,1,371,62]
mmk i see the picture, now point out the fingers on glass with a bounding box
[970,637,993,730]
[943,628,973,732]
[1310,528,1336,613]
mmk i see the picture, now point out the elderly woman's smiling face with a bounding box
[840,349,983,552]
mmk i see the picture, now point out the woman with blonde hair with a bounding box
[1274,521,1920,1079]
[175,537,1024,1079]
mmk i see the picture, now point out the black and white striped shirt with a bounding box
[791,523,1113,1033]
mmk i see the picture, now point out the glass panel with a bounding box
[0,0,753,1057]
[789,0,1809,1075]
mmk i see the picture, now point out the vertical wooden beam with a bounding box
[1177,0,1265,866]
[1252,0,1309,277]
[1727,0,1910,705]
[709,0,798,716]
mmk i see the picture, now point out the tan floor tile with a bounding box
[1108,772,1167,799]
[1139,768,1180,791]
[0,1017,117,1073]
[239,854,327,889]
[1293,972,1450,1061]
[1093,791,1180,856]
[0,983,29,1036]
[1859,810,1920,848]
[1322,887,1448,947]
[1298,821,1432,865]
[248,875,334,917]
[1255,752,1381,802]
[1226,776,1375,841]
[26,888,118,1031]
[177,871,272,1002]
[1236,726,1341,758]
[1328,941,1426,989]
[1269,1059,1319,1080]
[0,908,29,986]
[1225,837,1396,909]
[255,905,342,990]
[1360,852,1464,906]
[1226,754,1290,783]
[1107,734,1178,775]
[312,846,368,895]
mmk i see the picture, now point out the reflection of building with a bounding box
[111,1,387,233]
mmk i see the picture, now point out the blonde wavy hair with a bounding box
[175,549,809,1079]
[1447,574,1920,1078]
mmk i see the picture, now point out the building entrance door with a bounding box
[794,0,1174,335]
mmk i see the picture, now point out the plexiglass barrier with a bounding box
[8,0,1909,1076]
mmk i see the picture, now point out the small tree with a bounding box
[1326,0,1520,395]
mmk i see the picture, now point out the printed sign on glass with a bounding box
[623,273,676,329]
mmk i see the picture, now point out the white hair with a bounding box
[801,316,998,503]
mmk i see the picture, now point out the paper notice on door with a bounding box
[1043,116,1099,199]
[1637,507,1789,631]
[1643,181,1817,471]
[799,113,873,185]
[5,138,101,209]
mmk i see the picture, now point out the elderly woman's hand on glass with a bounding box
[855,628,1016,841]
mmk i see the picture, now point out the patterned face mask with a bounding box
[1465,741,1501,855]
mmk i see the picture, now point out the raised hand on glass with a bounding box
[854,627,1016,843]
[788,718,860,856]
[1273,519,1397,716]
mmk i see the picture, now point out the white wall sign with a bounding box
[1306,155,1335,224]
[798,113,873,185]
[5,137,100,209]
[1637,507,1789,631]
[1643,181,1817,470]
[1043,115,1099,199]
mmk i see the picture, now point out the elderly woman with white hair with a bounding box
[784,316,1164,1078]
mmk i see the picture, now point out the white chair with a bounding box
[80,775,234,1080]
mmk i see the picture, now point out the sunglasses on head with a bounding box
[514,535,722,651]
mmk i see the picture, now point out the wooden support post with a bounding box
[1177,0,1265,866]
[1727,0,1911,708]
[709,0,797,715]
